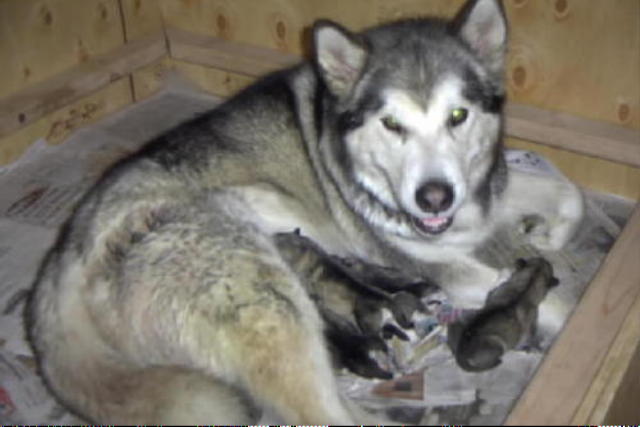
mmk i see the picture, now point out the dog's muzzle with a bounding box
[412,180,455,235]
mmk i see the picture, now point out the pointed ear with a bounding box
[313,20,368,100]
[452,0,508,74]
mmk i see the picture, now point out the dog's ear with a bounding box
[452,0,508,74]
[313,20,368,100]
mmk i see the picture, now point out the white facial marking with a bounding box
[342,73,500,240]
[383,78,472,220]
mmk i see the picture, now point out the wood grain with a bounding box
[0,0,125,99]
[169,60,255,98]
[0,33,166,139]
[506,203,640,425]
[602,334,640,423]
[573,292,640,424]
[0,79,133,165]
[157,0,376,54]
[505,0,640,130]
[119,0,165,41]
[167,28,299,77]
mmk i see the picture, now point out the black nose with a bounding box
[415,181,454,213]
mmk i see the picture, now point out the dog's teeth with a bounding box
[422,217,448,226]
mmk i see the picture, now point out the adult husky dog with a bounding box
[27,0,583,423]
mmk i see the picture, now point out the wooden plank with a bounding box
[506,203,640,425]
[572,292,640,424]
[603,335,640,423]
[0,79,133,165]
[129,57,176,102]
[169,60,255,98]
[505,103,640,168]
[167,27,299,78]
[0,32,167,139]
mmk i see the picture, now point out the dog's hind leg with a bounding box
[77,206,355,424]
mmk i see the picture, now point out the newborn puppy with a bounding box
[448,258,559,372]
[274,230,433,378]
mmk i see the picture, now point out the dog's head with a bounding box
[314,0,508,241]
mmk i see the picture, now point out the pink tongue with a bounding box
[422,217,448,227]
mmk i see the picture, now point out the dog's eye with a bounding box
[448,108,468,127]
[381,115,405,135]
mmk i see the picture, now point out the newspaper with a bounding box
[0,80,634,424]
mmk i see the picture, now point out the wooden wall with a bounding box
[0,0,639,199]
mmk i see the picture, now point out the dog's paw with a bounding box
[521,216,578,252]
[518,185,584,251]
[518,214,558,250]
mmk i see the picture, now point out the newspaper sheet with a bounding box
[0,81,634,424]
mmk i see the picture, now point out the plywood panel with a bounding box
[373,0,465,23]
[0,79,132,165]
[130,56,253,102]
[157,0,376,55]
[0,33,166,138]
[130,57,175,101]
[170,60,254,97]
[167,27,299,76]
[504,0,640,129]
[0,0,125,98]
[119,0,164,41]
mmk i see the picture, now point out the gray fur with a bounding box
[26,0,583,423]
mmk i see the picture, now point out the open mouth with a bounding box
[411,215,454,236]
